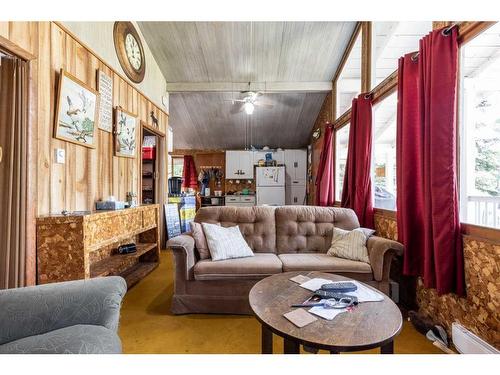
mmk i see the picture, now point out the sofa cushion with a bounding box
[278,253,372,274]
[202,223,254,261]
[327,227,371,264]
[194,253,282,280]
[195,206,276,253]
[190,221,212,260]
[0,324,122,354]
[275,206,360,254]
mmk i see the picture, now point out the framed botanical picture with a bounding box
[54,69,100,148]
[114,107,137,158]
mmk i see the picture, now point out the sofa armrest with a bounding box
[167,234,196,281]
[0,276,126,345]
[366,236,403,282]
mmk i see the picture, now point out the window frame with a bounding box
[333,116,351,205]
[171,156,184,178]
[333,23,364,121]
[457,21,500,232]
[328,21,500,239]
[371,87,398,211]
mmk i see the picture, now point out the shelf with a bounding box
[90,243,157,278]
[120,262,158,288]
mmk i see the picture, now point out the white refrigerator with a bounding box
[256,167,286,206]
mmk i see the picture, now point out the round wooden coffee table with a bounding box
[249,271,402,354]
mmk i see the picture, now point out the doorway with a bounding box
[142,128,159,205]
[140,122,167,246]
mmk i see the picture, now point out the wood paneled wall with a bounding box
[0,22,169,216]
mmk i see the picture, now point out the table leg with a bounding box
[380,340,394,354]
[284,338,300,354]
[261,325,273,354]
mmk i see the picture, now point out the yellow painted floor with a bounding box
[119,250,442,354]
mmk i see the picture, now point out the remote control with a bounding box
[320,282,357,293]
[314,290,358,305]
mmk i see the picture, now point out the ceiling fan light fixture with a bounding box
[244,102,255,115]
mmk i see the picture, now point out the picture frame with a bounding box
[54,69,99,148]
[114,107,138,158]
[96,69,113,133]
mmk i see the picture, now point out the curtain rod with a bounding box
[411,23,459,62]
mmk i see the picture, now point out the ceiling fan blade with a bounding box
[254,101,274,109]
[230,102,244,115]
[223,99,246,103]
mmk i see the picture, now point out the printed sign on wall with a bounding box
[97,69,113,132]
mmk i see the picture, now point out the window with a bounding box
[372,22,432,87]
[335,124,350,202]
[172,157,184,178]
[336,31,362,119]
[372,91,397,210]
[459,22,500,229]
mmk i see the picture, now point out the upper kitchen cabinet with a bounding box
[284,149,307,185]
[226,151,254,179]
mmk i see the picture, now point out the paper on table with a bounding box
[344,281,384,302]
[289,274,311,284]
[283,308,318,327]
[299,278,384,303]
[299,278,332,292]
[309,303,348,320]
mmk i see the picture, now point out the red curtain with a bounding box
[182,155,198,189]
[341,94,374,228]
[396,28,464,296]
[315,124,335,206]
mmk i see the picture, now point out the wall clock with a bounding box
[312,128,321,141]
[113,22,146,83]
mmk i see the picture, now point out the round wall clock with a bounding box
[312,128,321,141]
[113,22,146,83]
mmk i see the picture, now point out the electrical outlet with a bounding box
[55,148,65,164]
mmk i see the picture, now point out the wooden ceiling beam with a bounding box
[166,81,333,93]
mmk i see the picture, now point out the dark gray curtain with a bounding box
[0,52,28,289]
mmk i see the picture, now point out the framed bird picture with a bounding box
[54,69,100,148]
[114,107,137,158]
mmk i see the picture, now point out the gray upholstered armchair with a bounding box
[0,276,127,354]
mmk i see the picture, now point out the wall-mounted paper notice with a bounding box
[97,69,113,132]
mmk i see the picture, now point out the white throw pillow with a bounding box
[327,227,371,264]
[202,223,254,261]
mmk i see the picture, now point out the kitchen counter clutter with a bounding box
[36,205,160,287]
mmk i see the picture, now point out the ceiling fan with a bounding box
[227,85,274,115]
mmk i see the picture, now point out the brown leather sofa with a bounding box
[167,206,403,315]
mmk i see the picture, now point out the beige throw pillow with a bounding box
[202,223,254,261]
[190,221,212,260]
[327,227,371,264]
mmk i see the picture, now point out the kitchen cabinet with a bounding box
[284,149,307,205]
[286,185,307,205]
[225,195,255,207]
[226,151,254,179]
[284,149,307,185]
[252,150,285,165]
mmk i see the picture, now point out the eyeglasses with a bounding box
[322,298,354,309]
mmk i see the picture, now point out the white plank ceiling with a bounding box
[138,22,357,149]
